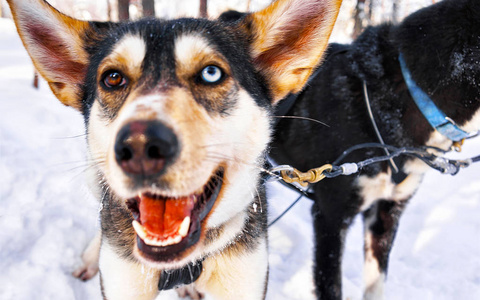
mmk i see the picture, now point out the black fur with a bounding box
[270,0,480,298]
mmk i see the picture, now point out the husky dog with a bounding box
[6,0,341,299]
[270,0,480,299]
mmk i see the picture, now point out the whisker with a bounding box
[205,153,284,182]
[273,115,330,127]
[69,163,103,182]
[62,160,105,173]
[252,185,263,213]
[51,159,104,167]
[187,263,194,284]
[199,142,250,149]
[50,133,87,140]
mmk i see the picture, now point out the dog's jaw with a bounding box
[127,168,224,262]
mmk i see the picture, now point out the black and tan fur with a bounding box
[6,0,341,299]
[268,0,480,299]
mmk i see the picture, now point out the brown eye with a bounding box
[103,71,127,88]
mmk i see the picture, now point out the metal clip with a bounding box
[280,164,333,187]
[452,139,465,152]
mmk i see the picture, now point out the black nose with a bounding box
[114,121,179,176]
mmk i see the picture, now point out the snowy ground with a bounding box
[1,7,480,300]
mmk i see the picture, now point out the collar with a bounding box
[398,53,477,142]
[158,259,204,290]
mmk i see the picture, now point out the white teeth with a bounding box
[132,220,147,240]
[173,235,182,244]
[141,234,184,247]
[132,219,188,247]
[178,217,191,237]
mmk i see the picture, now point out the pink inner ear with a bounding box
[25,22,86,83]
[254,8,328,70]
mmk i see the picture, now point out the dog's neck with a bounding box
[399,53,479,142]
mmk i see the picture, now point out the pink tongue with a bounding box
[139,195,195,238]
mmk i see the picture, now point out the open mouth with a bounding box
[126,169,224,261]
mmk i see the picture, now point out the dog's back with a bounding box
[271,0,480,298]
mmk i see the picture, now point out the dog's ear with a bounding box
[7,0,93,110]
[242,0,342,103]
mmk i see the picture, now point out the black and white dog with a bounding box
[270,0,480,299]
[7,0,341,299]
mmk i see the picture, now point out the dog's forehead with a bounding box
[98,19,232,71]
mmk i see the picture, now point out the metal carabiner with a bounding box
[452,139,465,152]
[280,164,333,187]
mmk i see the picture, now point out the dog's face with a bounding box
[87,24,273,266]
[8,0,342,268]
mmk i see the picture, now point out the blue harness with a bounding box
[398,53,477,142]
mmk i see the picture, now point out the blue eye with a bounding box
[200,65,223,84]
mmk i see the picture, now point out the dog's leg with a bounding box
[73,229,101,281]
[312,201,356,300]
[99,242,161,300]
[362,200,408,300]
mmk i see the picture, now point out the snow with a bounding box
[1,7,479,300]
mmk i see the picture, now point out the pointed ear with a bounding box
[242,0,342,103]
[7,0,93,110]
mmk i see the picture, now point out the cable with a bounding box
[268,192,305,227]
[332,142,447,165]
[266,143,479,227]
[363,81,400,173]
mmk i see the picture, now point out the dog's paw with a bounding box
[175,285,204,300]
[72,261,99,281]
[72,230,101,281]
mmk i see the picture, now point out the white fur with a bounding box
[99,241,160,300]
[206,89,271,228]
[357,172,395,211]
[363,273,386,300]
[197,238,269,300]
[87,101,113,182]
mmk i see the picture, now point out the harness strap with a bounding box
[399,53,477,142]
